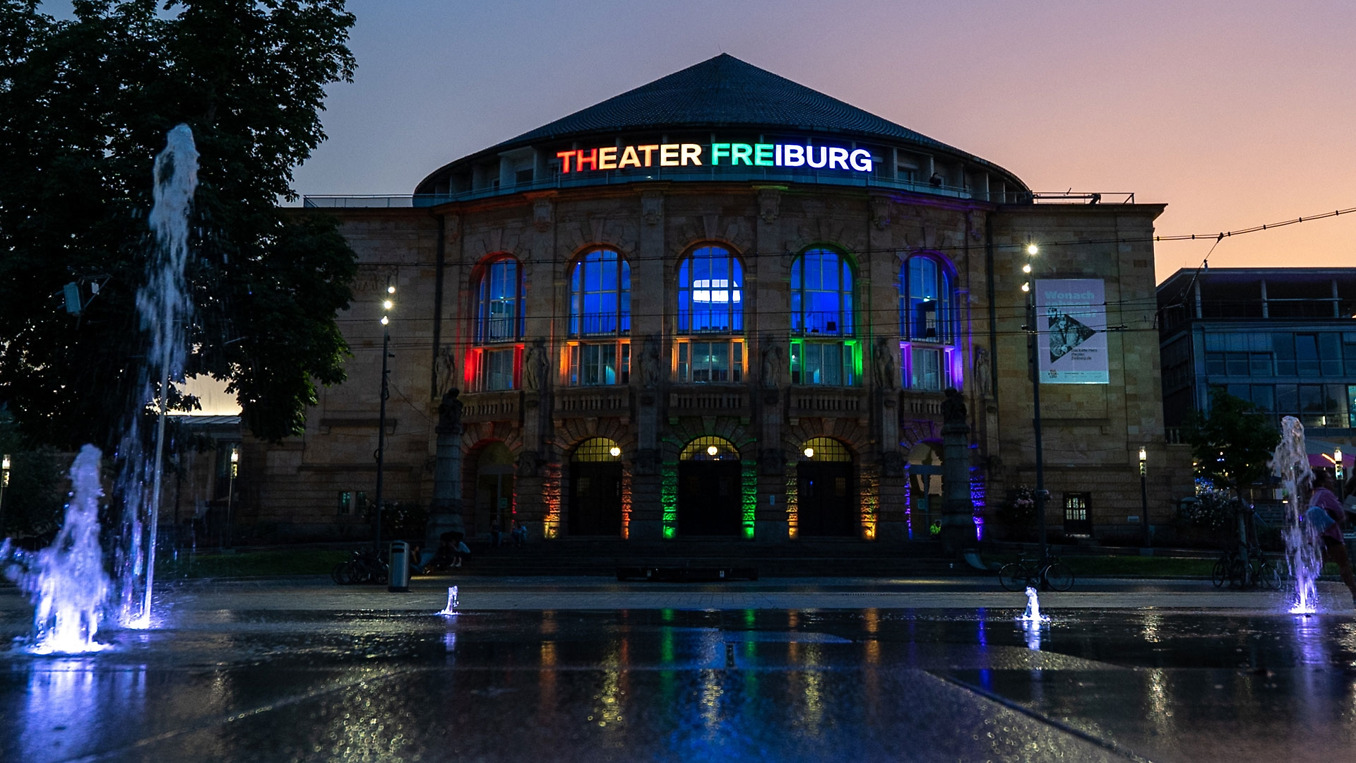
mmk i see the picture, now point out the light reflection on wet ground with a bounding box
[2,581,1356,761]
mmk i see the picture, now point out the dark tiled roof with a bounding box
[496,54,951,150]
[418,54,1016,193]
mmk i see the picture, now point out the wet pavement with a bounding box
[3,576,1356,761]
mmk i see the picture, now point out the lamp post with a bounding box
[0,454,10,534]
[374,282,395,556]
[1139,445,1150,548]
[1022,243,1049,562]
[1335,448,1345,496]
[226,445,238,548]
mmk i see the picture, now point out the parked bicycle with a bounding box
[1211,547,1281,590]
[998,554,1074,592]
[331,547,390,585]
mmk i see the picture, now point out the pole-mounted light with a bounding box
[1024,240,1048,563]
[375,281,395,556]
[1336,447,1345,485]
[1139,445,1150,548]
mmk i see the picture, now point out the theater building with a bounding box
[255,54,1189,545]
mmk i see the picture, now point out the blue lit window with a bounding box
[676,245,744,383]
[790,249,857,386]
[476,257,521,343]
[791,249,854,336]
[569,249,630,337]
[898,254,959,391]
[568,249,631,386]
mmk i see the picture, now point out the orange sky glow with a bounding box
[291,0,1356,285]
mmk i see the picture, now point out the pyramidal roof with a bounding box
[417,54,1017,193]
[499,53,950,149]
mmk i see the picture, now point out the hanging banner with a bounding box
[1035,279,1108,384]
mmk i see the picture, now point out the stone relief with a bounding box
[523,339,549,393]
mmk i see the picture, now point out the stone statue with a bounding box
[974,346,991,399]
[873,337,897,391]
[761,339,782,388]
[641,334,662,388]
[524,339,548,393]
[436,344,458,397]
[942,387,967,426]
[437,389,463,433]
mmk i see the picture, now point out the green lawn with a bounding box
[155,548,349,579]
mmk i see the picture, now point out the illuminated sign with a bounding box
[556,142,874,173]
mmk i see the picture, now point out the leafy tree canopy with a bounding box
[0,0,358,447]
[1181,388,1280,494]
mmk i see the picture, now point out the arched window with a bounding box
[898,253,959,391]
[676,245,744,383]
[567,249,630,385]
[469,256,521,391]
[477,256,521,343]
[790,248,857,386]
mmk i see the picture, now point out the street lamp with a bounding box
[0,454,10,533]
[1023,242,1049,562]
[374,282,395,556]
[1139,445,1150,548]
[226,445,239,548]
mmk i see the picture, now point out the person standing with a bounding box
[1309,470,1356,606]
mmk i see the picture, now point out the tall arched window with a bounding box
[898,253,958,391]
[676,245,744,383]
[567,248,630,385]
[469,256,521,391]
[790,248,857,386]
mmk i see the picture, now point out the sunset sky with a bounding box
[291,0,1356,284]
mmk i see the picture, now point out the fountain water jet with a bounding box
[1017,586,1050,625]
[1271,416,1320,613]
[10,446,113,654]
[438,586,459,615]
[117,124,199,629]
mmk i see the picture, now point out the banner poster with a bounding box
[1034,278,1108,384]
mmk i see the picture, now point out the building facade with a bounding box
[1158,267,1356,466]
[243,55,1189,545]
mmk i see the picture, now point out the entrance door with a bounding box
[568,437,624,536]
[473,442,516,538]
[677,460,742,536]
[797,437,857,537]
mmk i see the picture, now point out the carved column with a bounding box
[939,389,975,552]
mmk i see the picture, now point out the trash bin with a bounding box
[388,540,410,592]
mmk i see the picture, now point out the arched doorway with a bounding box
[474,442,515,538]
[568,437,623,536]
[677,436,742,536]
[797,437,857,537]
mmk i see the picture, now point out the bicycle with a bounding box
[331,547,389,585]
[998,554,1074,592]
[1211,547,1280,590]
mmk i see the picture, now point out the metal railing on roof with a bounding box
[302,169,1045,209]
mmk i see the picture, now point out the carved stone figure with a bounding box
[524,339,549,393]
[974,345,992,399]
[641,334,662,388]
[873,337,897,391]
[761,339,782,389]
[436,344,458,398]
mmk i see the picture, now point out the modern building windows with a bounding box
[568,249,630,386]
[676,245,744,383]
[898,254,957,391]
[790,248,857,385]
[468,256,522,391]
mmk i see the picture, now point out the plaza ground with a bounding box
[4,573,1356,761]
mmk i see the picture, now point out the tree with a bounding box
[0,0,358,448]
[1181,389,1281,495]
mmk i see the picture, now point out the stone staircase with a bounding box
[443,538,986,578]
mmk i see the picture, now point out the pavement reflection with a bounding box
[1,577,1355,761]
